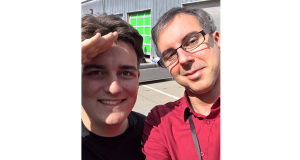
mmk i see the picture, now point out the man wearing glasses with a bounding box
[142,7,220,160]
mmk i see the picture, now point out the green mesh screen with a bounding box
[130,19,136,26]
[137,18,143,26]
[130,10,151,54]
[145,10,151,16]
[145,27,151,35]
[138,11,144,17]
[131,13,137,18]
[143,45,151,53]
[145,18,151,26]
[143,36,151,44]
[137,28,144,35]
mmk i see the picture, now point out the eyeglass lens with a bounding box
[161,31,205,67]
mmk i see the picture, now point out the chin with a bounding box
[104,112,127,125]
[188,86,211,95]
[186,81,215,94]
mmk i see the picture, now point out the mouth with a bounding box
[184,68,204,76]
[98,99,126,105]
[184,68,204,80]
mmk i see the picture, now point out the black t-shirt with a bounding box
[82,111,146,160]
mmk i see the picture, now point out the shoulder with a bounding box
[149,99,181,117]
[82,120,90,138]
[129,111,146,121]
[145,99,182,126]
[128,111,146,130]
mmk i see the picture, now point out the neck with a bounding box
[81,107,129,137]
[186,77,220,116]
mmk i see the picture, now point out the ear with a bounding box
[212,31,221,50]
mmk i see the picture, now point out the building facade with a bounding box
[81,0,220,57]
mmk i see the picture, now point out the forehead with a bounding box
[85,40,138,68]
[157,14,203,51]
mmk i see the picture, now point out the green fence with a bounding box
[129,10,151,55]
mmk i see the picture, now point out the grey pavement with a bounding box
[132,79,185,116]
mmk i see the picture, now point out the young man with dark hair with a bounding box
[142,8,221,160]
[81,14,146,160]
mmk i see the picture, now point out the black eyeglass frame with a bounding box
[157,29,210,68]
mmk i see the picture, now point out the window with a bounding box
[129,10,151,55]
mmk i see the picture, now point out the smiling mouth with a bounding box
[184,68,203,76]
[98,99,126,105]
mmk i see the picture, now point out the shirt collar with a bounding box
[182,91,220,122]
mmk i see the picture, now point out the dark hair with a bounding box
[82,13,144,68]
[152,7,217,57]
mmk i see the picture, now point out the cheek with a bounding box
[82,79,102,96]
[205,50,220,69]
[169,65,180,78]
[123,81,139,96]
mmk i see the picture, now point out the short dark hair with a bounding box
[82,13,144,68]
[152,7,217,57]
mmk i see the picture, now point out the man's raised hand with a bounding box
[82,32,118,64]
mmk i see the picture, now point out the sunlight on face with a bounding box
[158,14,220,95]
[82,41,140,126]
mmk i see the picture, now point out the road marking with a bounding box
[142,85,180,100]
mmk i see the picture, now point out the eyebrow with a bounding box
[83,64,106,71]
[118,65,137,71]
[161,31,199,56]
[83,64,137,71]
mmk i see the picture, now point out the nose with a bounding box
[177,48,194,65]
[109,81,123,95]
[104,76,123,95]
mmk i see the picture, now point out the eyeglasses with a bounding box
[157,29,210,68]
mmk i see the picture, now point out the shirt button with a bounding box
[201,152,204,156]
[205,119,210,125]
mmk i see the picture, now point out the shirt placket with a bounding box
[195,116,214,160]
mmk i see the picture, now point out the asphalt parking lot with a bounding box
[133,78,185,116]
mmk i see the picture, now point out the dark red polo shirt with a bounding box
[142,92,220,160]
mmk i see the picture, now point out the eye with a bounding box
[189,38,198,44]
[182,33,202,50]
[87,71,105,76]
[169,51,177,57]
[163,51,176,62]
[120,71,133,76]
[186,37,199,46]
